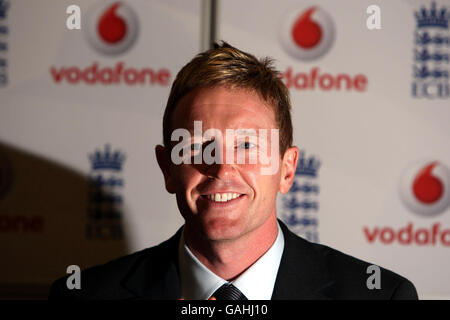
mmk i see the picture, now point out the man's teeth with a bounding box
[207,193,240,202]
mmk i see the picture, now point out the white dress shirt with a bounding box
[178,222,285,300]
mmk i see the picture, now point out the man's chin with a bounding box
[200,217,246,242]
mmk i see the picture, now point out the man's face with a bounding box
[158,86,295,242]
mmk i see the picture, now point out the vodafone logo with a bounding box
[399,161,450,216]
[279,5,335,61]
[363,160,450,247]
[279,5,368,92]
[50,1,171,86]
[85,1,139,55]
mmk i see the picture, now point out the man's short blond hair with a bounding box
[163,41,293,155]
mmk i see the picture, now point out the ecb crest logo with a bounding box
[412,2,450,98]
[280,151,321,243]
[0,0,9,87]
[87,144,126,240]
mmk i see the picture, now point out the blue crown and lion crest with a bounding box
[415,2,449,29]
[281,151,321,242]
[89,144,126,171]
[295,151,321,177]
[0,0,9,20]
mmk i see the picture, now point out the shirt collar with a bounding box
[178,222,285,300]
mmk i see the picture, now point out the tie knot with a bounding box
[212,283,248,300]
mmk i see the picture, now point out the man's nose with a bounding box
[196,136,238,178]
[204,162,237,179]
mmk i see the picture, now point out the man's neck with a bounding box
[183,215,279,280]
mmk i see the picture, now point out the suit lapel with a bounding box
[121,228,183,299]
[272,221,336,299]
[120,222,336,299]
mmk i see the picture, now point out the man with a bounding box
[49,42,418,300]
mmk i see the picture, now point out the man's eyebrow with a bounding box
[231,129,258,136]
[173,126,264,137]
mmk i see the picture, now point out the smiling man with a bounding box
[159,85,292,298]
[49,42,418,300]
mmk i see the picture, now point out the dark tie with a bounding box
[212,283,248,300]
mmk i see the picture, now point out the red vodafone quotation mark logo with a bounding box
[399,161,450,216]
[85,1,139,55]
[279,5,335,61]
[98,3,127,44]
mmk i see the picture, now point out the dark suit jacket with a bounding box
[49,221,418,300]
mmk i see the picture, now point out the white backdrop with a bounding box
[218,0,450,299]
[0,0,198,288]
[0,0,449,299]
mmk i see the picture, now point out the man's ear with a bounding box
[155,145,176,194]
[279,146,299,194]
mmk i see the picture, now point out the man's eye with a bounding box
[237,141,256,149]
[190,143,202,151]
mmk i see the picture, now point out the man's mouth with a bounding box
[201,193,244,203]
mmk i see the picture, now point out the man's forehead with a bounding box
[180,125,261,137]
[177,116,275,132]
[172,88,276,130]
[178,86,271,110]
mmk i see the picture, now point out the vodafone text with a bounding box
[363,222,450,246]
[0,214,44,233]
[282,67,368,92]
[50,62,170,86]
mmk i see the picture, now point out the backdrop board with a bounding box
[217,0,450,299]
[1,0,449,300]
[0,0,200,296]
